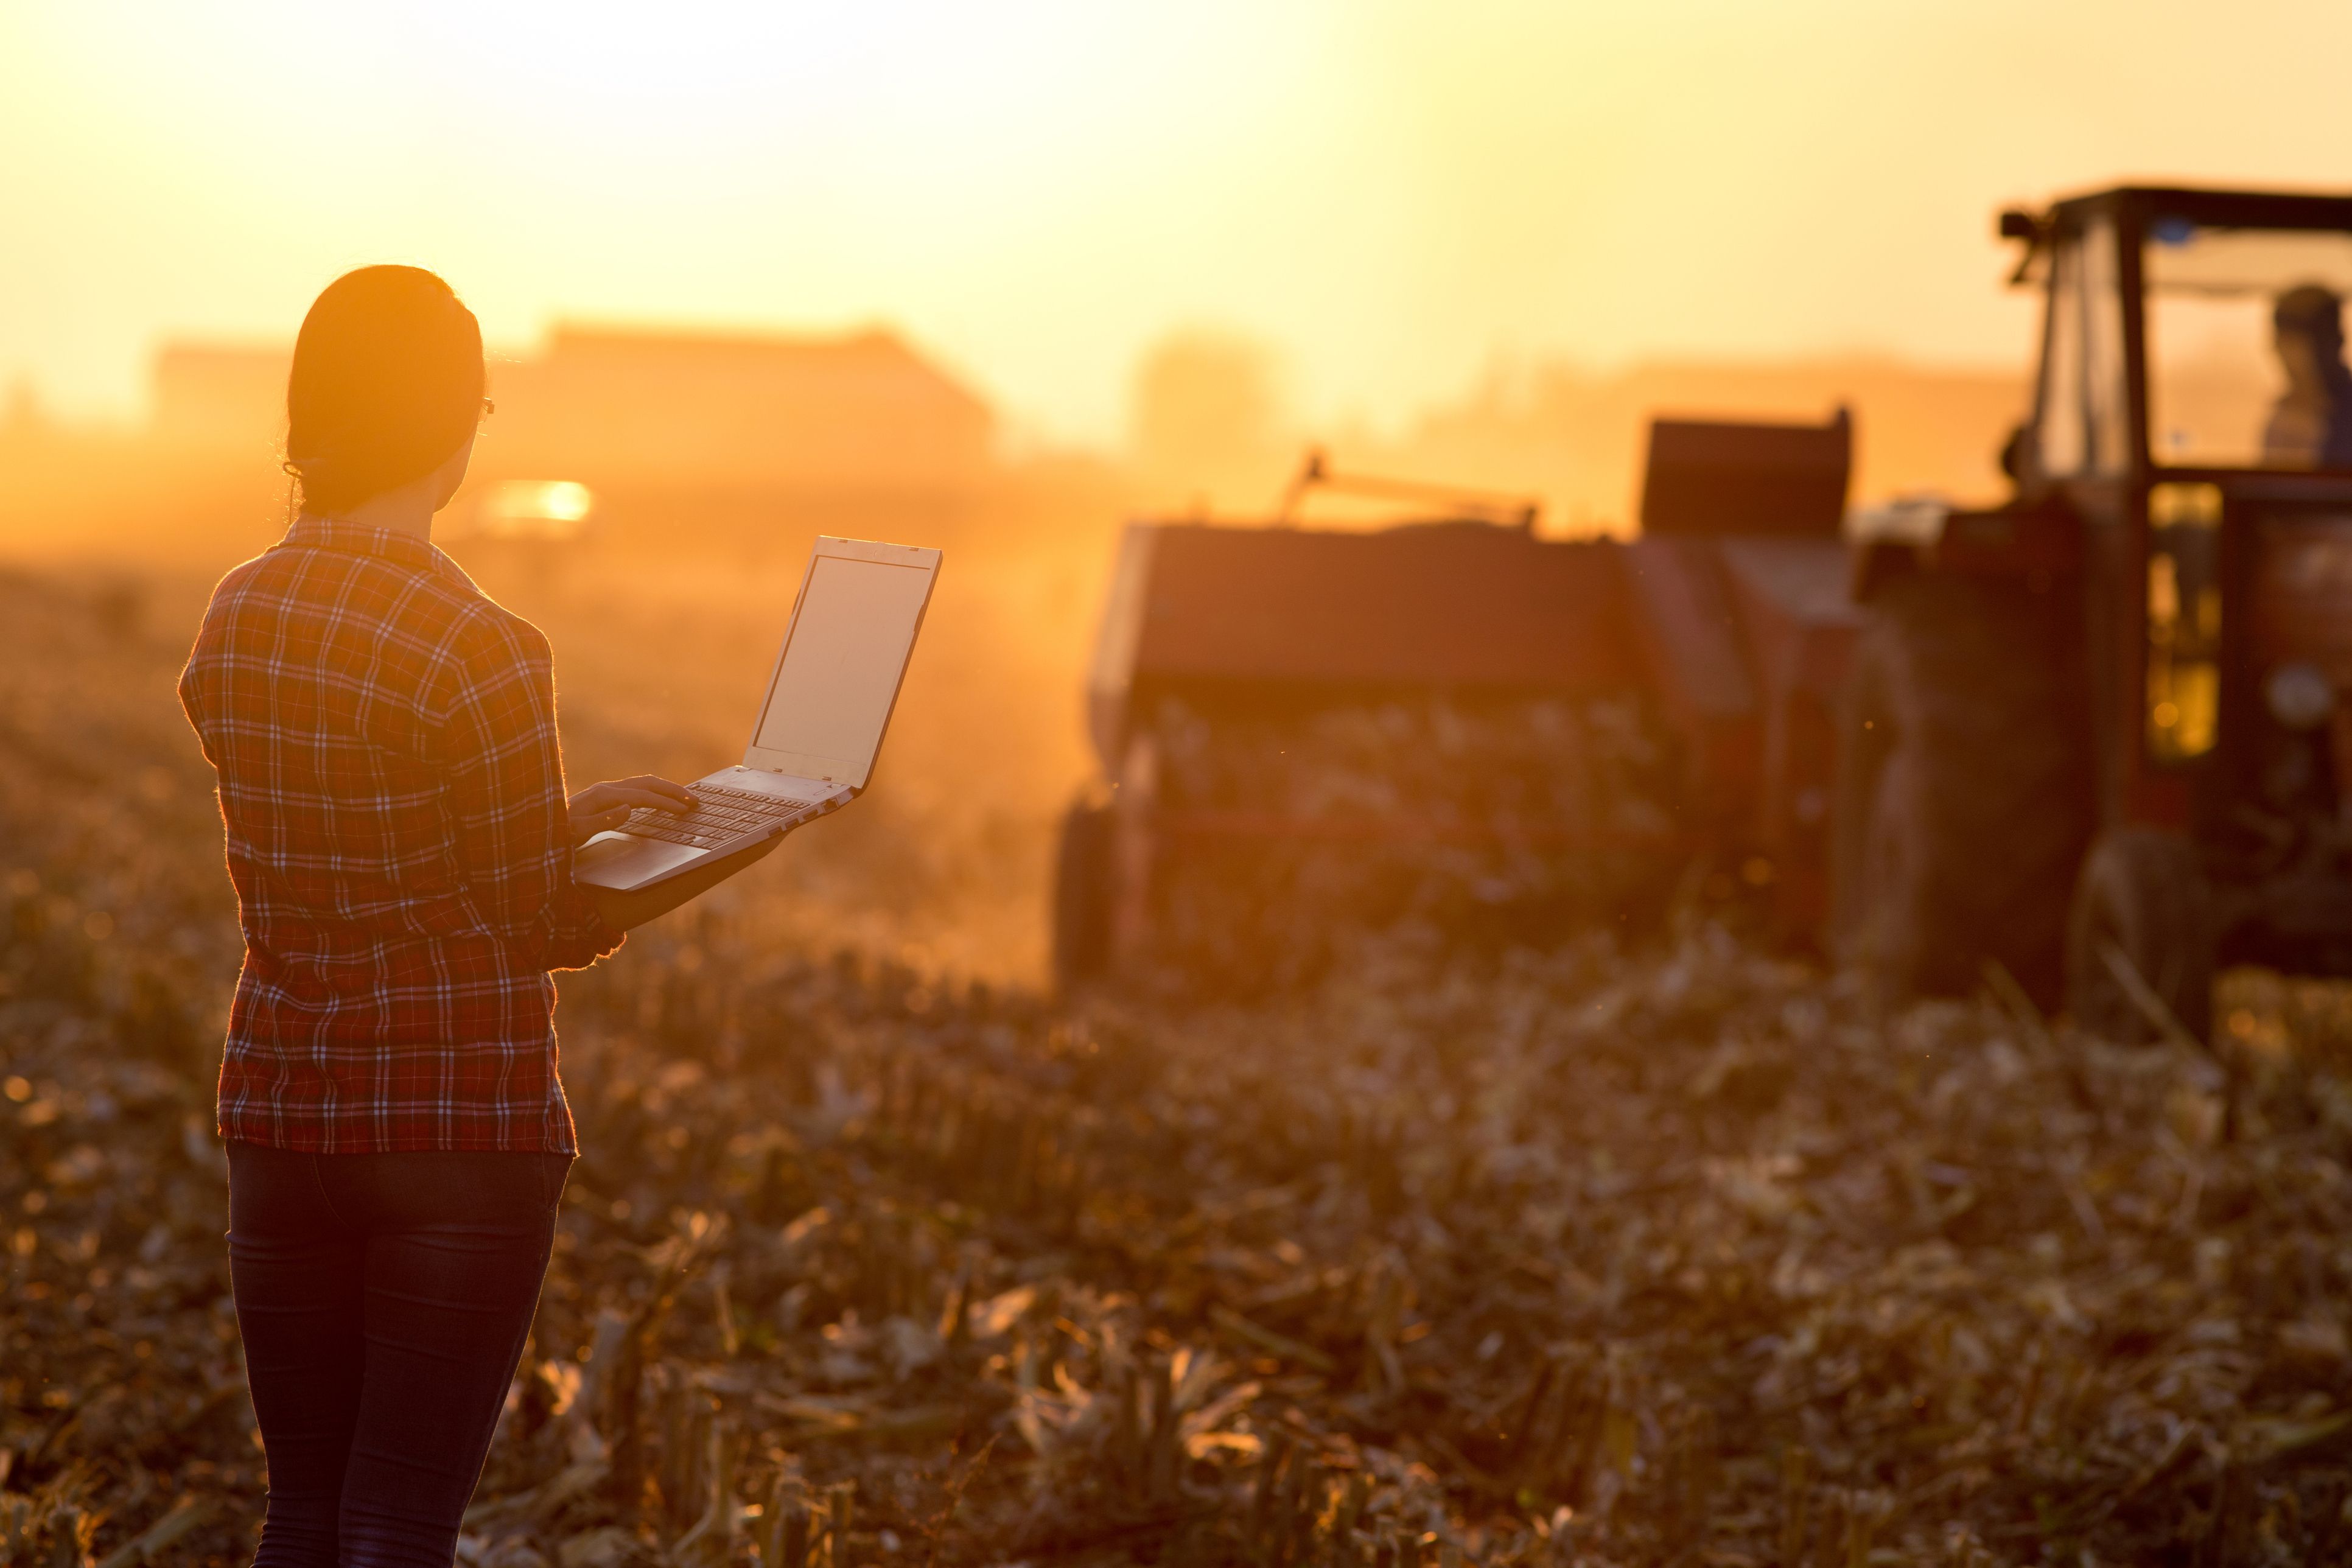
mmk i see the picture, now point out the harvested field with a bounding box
[10,562,2352,1566]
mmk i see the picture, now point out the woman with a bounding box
[178,265,698,1566]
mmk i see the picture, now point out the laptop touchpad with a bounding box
[575,833,704,892]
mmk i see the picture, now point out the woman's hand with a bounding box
[567,775,695,846]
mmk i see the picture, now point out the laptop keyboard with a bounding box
[621,782,819,850]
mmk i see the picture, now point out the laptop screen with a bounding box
[752,554,933,775]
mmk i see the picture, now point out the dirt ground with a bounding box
[11,514,2352,1566]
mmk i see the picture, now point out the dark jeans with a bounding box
[226,1142,572,1567]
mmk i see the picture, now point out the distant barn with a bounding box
[492,326,994,495]
[149,324,995,498]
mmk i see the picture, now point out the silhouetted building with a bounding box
[145,324,995,495]
[492,326,992,493]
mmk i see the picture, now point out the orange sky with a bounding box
[3,1,2349,443]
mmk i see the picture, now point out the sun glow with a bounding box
[464,480,595,541]
[6,2,2352,439]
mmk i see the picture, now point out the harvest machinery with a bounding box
[1053,414,1864,989]
[1060,184,2352,1040]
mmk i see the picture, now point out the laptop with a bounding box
[573,536,941,894]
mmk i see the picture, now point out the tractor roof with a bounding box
[2040,184,2352,230]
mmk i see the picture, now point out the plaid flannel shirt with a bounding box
[178,516,620,1153]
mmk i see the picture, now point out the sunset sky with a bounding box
[4,0,2348,443]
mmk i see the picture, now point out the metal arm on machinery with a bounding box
[1274,446,1542,530]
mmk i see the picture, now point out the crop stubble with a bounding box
[8,567,2352,1564]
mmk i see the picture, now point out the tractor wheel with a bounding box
[2065,828,2214,1045]
[1830,574,2090,1006]
[1051,796,1116,993]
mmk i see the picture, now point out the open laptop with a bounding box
[573,536,940,894]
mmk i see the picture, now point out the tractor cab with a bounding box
[1842,186,2352,1037]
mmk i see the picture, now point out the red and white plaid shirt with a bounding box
[179,516,620,1154]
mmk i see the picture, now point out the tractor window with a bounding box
[2037,220,2130,477]
[2146,480,2223,763]
[2145,218,2352,469]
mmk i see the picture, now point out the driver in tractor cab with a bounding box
[2263,283,2352,467]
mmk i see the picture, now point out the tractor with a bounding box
[1059,184,2352,1040]
[1844,184,2352,1039]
